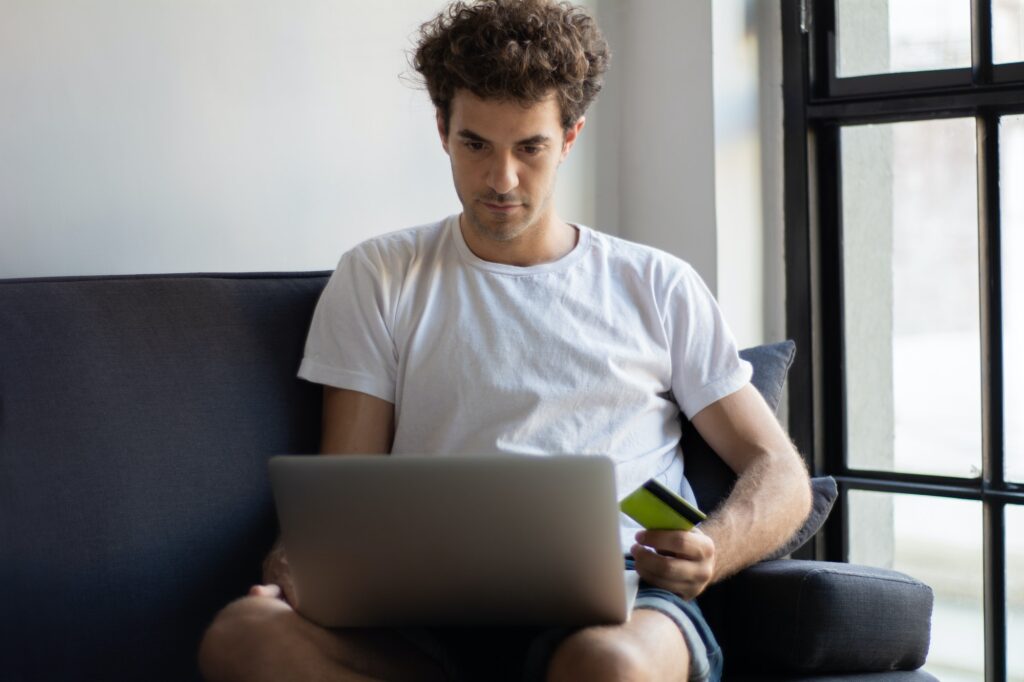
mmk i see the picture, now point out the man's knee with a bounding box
[546,627,652,682]
[197,596,293,682]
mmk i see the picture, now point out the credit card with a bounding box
[620,478,707,531]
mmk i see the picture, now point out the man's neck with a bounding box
[459,214,579,267]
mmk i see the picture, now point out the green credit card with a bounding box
[620,478,707,531]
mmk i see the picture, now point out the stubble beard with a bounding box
[465,197,535,243]
[461,177,560,246]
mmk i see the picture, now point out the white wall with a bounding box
[0,0,595,278]
[1,0,784,347]
[591,0,718,283]
[592,0,785,348]
[714,0,787,348]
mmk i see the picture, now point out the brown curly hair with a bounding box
[413,0,610,134]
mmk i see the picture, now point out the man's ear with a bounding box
[436,110,450,154]
[560,116,586,162]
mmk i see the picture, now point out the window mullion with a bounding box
[810,0,835,98]
[971,0,994,84]
[817,121,847,562]
[978,108,1007,682]
[978,113,1006,490]
[783,0,816,474]
[984,500,1007,682]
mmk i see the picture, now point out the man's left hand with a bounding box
[630,527,716,600]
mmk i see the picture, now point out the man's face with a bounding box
[438,90,583,245]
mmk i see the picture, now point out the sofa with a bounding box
[0,272,935,681]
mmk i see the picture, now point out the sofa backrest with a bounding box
[0,273,327,681]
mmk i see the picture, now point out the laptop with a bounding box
[268,454,633,628]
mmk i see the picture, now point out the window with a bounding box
[783,1,1024,680]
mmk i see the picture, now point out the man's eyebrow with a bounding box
[456,129,552,146]
[456,129,489,142]
[516,134,552,146]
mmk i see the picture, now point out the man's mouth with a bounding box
[481,201,522,212]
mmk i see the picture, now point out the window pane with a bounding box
[848,491,983,681]
[836,0,972,77]
[1009,504,1024,679]
[1003,115,1024,483]
[842,118,981,477]
[995,0,1024,64]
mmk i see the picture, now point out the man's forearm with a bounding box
[699,446,811,582]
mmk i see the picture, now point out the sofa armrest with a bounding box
[698,560,933,674]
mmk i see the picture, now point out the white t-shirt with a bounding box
[298,215,753,551]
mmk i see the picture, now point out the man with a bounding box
[198,1,811,680]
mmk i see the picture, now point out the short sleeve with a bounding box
[297,249,398,403]
[666,264,753,419]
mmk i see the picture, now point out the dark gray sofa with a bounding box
[0,272,935,681]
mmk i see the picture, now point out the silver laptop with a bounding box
[269,454,630,628]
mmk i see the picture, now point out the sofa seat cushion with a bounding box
[702,560,933,675]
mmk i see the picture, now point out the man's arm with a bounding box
[258,386,395,602]
[318,385,396,455]
[631,383,811,599]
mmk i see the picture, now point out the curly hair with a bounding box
[413,0,610,133]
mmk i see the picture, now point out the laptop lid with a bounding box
[269,454,628,628]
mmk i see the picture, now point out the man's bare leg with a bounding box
[546,609,690,682]
[198,589,446,682]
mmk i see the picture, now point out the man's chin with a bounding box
[466,209,531,242]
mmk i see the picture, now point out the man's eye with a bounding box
[464,141,486,151]
[521,146,542,155]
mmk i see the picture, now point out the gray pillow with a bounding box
[762,475,837,560]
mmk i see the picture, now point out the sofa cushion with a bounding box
[0,272,328,681]
[708,560,933,674]
[727,672,939,682]
[763,475,838,561]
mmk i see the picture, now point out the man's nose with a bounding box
[487,153,519,196]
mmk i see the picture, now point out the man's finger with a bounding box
[248,584,282,599]
[636,529,710,560]
[631,543,677,579]
[631,548,689,593]
[631,543,712,600]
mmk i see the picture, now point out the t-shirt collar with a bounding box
[448,214,592,276]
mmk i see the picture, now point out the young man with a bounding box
[198,1,811,680]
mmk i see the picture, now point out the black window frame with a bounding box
[782,1,1024,680]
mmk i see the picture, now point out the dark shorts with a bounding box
[398,558,723,682]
